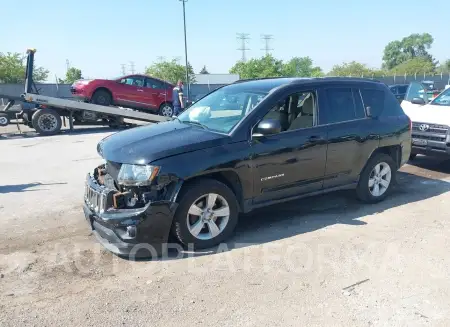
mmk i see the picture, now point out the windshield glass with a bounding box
[176,84,269,133]
[430,88,450,106]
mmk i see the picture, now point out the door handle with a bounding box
[308,135,323,141]
[137,89,144,92]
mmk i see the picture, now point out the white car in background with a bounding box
[401,82,450,160]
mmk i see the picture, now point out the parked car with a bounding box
[388,84,409,103]
[401,82,450,160]
[70,74,175,116]
[83,77,412,257]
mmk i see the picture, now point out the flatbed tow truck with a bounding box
[0,49,170,135]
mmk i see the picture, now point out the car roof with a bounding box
[229,76,383,92]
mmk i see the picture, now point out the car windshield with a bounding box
[176,84,269,133]
[430,88,450,106]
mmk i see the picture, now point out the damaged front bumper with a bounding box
[83,173,178,257]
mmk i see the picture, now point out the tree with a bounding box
[229,54,284,79]
[199,65,209,74]
[389,57,436,75]
[64,67,83,84]
[328,61,384,77]
[145,59,196,84]
[437,59,450,73]
[0,52,48,83]
[382,33,435,70]
[282,57,323,77]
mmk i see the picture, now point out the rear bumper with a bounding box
[83,174,178,258]
[412,145,450,158]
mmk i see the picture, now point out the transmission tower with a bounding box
[65,59,70,73]
[236,33,250,62]
[120,64,126,75]
[157,56,165,63]
[261,34,273,55]
[129,61,135,74]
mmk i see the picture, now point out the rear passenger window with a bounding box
[360,89,384,117]
[325,88,365,124]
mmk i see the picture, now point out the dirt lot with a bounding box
[1,125,450,327]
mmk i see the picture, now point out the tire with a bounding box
[31,108,62,136]
[171,178,239,249]
[159,102,173,117]
[91,89,112,106]
[409,153,417,161]
[0,113,9,126]
[356,153,396,203]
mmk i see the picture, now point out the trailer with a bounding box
[0,49,171,135]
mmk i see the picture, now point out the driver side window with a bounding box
[262,91,316,133]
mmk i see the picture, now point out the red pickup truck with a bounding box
[70,74,175,116]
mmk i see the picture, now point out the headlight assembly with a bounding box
[117,164,160,186]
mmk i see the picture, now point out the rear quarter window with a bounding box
[360,88,404,117]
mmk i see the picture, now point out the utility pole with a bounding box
[120,64,126,75]
[179,0,190,99]
[261,34,273,55]
[236,33,250,62]
[129,61,135,74]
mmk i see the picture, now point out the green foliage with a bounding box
[199,65,209,74]
[145,59,196,84]
[0,52,48,83]
[437,59,450,73]
[382,33,435,70]
[389,57,436,75]
[230,55,284,79]
[282,57,324,77]
[328,61,385,77]
[229,55,323,79]
[64,67,83,84]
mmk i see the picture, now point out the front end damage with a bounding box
[83,163,180,257]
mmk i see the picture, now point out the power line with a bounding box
[129,61,135,74]
[156,56,165,63]
[236,33,250,62]
[261,34,273,55]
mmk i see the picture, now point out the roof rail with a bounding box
[232,76,382,84]
[231,76,294,84]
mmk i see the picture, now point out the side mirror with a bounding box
[252,119,282,137]
[411,97,426,105]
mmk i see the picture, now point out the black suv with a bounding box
[83,77,412,257]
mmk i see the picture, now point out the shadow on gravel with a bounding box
[404,155,450,178]
[0,182,67,194]
[135,170,450,261]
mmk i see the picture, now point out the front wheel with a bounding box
[31,108,62,136]
[171,179,239,249]
[0,113,9,126]
[159,103,173,117]
[356,153,396,203]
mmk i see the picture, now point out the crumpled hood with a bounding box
[98,120,230,164]
[403,103,450,125]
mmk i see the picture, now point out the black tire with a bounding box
[31,108,62,136]
[91,89,112,106]
[0,113,9,126]
[356,153,396,203]
[159,102,173,117]
[409,153,417,161]
[171,178,239,249]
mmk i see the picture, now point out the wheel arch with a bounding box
[176,170,244,212]
[91,87,113,101]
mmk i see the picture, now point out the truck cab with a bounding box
[401,81,450,159]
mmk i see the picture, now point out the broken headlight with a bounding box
[117,164,160,186]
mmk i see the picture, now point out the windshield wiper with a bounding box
[181,120,209,130]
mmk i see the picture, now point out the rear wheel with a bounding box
[356,153,396,203]
[91,89,112,106]
[171,179,239,249]
[0,113,9,126]
[159,102,173,117]
[31,108,62,136]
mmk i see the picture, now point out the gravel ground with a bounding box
[1,125,450,326]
